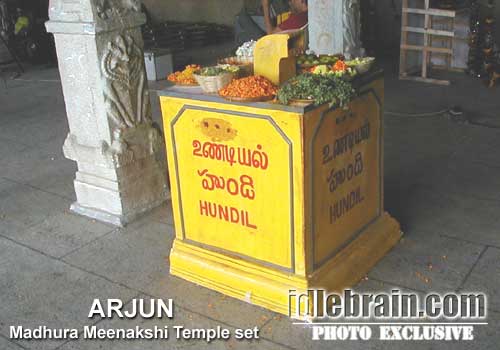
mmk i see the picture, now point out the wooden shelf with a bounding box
[399,0,456,85]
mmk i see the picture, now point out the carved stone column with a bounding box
[46,0,169,226]
[309,0,364,58]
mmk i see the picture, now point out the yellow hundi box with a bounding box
[159,71,401,317]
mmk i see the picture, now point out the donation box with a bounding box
[159,72,401,316]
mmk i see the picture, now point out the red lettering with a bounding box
[227,178,239,195]
[193,141,269,170]
[218,205,229,222]
[199,201,257,230]
[197,169,256,200]
[244,211,258,229]
[230,207,239,223]
[208,202,217,217]
[193,140,202,156]
[199,200,209,216]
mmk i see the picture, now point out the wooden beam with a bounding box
[403,8,455,17]
[400,45,453,54]
[423,0,430,78]
[402,26,455,37]
[400,75,451,85]
[432,65,465,72]
[399,0,409,77]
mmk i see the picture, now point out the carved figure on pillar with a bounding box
[95,0,141,20]
[46,0,169,226]
[101,33,150,129]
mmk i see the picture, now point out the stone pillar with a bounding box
[46,0,169,226]
[309,0,364,58]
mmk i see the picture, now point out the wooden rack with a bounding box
[399,0,456,85]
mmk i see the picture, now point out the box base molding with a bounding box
[170,212,402,317]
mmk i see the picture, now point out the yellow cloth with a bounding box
[14,16,29,35]
[277,11,291,25]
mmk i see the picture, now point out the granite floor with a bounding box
[1,59,499,349]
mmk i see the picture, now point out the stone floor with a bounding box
[1,59,500,350]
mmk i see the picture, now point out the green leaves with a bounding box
[197,66,237,77]
[277,74,356,106]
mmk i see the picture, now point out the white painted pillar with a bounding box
[309,0,364,58]
[46,0,169,226]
